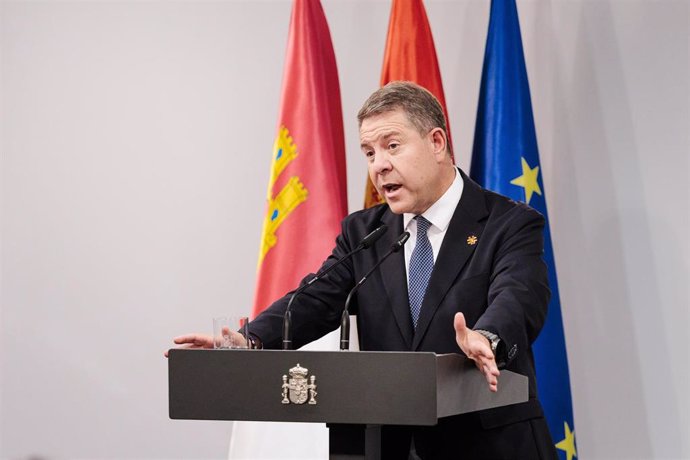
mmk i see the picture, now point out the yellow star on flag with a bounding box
[555,421,577,460]
[510,157,542,204]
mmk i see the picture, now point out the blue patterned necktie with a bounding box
[408,216,434,329]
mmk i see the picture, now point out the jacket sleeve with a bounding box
[472,206,551,366]
[246,218,358,350]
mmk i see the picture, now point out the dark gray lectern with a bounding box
[168,349,527,459]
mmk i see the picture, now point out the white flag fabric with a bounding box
[227,325,359,459]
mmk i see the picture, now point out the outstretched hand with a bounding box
[454,312,500,392]
[163,328,246,357]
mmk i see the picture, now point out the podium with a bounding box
[168,349,527,459]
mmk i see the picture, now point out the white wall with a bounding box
[1,0,688,459]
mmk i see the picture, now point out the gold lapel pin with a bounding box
[466,235,478,245]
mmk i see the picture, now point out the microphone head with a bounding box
[391,231,410,252]
[359,224,388,249]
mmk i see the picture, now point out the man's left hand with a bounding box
[454,312,500,392]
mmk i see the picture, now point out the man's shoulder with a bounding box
[458,170,543,225]
[471,180,544,224]
[342,203,391,227]
[487,189,542,218]
[337,203,399,248]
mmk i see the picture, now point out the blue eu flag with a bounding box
[470,1,577,459]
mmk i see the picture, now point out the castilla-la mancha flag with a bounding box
[252,0,348,317]
[365,0,452,208]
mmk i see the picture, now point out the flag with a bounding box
[231,2,347,458]
[469,1,577,459]
[252,0,348,317]
[364,0,452,208]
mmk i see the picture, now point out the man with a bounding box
[170,82,557,459]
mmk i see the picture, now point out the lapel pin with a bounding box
[466,235,478,246]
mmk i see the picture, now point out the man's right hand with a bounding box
[163,328,247,357]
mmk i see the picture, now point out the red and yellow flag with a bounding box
[364,0,452,208]
[253,0,348,317]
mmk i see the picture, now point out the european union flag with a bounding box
[470,1,577,459]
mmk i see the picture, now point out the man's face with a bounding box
[360,108,450,215]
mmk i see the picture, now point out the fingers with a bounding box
[165,336,210,355]
[485,374,498,392]
[479,351,500,392]
[167,331,249,357]
[454,313,500,392]
[472,354,499,392]
[165,340,201,358]
[173,334,214,348]
[172,334,196,345]
[164,333,214,358]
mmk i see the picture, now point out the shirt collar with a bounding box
[403,168,464,232]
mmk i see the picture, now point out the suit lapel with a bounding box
[412,171,489,350]
[378,210,414,349]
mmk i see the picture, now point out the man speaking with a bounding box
[170,82,557,460]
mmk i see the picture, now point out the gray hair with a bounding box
[357,81,451,156]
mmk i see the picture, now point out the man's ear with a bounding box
[429,127,448,160]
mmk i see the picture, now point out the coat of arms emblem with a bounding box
[281,363,317,405]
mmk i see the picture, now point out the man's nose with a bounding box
[371,151,392,175]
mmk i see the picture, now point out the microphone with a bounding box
[339,231,410,350]
[282,224,388,350]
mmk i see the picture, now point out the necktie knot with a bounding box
[415,215,431,235]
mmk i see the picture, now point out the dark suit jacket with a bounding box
[250,171,557,459]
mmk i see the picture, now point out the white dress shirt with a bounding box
[403,169,464,280]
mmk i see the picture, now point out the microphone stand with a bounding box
[339,232,410,350]
[281,224,388,350]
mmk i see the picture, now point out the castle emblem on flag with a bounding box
[259,126,308,264]
[281,363,317,405]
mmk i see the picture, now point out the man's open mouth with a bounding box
[382,184,401,193]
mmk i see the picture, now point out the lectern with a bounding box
[168,349,527,459]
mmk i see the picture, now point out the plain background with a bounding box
[1,0,688,459]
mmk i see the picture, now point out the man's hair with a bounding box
[357,81,452,156]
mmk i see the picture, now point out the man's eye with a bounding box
[388,143,399,150]
[364,151,375,159]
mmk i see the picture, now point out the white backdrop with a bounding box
[1,0,688,459]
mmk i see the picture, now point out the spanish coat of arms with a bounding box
[281,363,317,405]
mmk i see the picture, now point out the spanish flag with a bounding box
[252,0,348,317]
